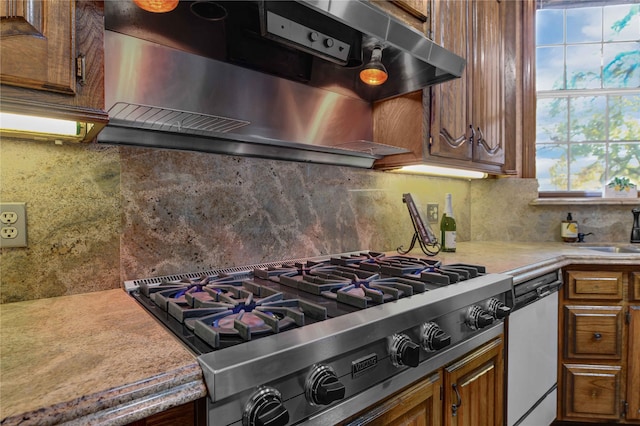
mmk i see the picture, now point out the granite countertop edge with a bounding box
[1,364,207,426]
[506,253,640,284]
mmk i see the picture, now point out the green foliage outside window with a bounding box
[536,4,640,193]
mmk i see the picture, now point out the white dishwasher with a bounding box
[507,270,562,426]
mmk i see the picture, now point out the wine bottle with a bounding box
[440,193,457,252]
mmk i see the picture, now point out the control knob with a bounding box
[420,322,452,352]
[242,387,289,426]
[389,333,420,368]
[308,31,319,42]
[465,305,494,330]
[484,297,511,319]
[305,364,346,406]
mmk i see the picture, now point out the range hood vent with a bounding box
[108,103,250,135]
[99,1,465,168]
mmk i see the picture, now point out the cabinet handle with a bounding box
[76,54,86,86]
[452,383,462,417]
[475,126,501,155]
[468,125,475,145]
[594,332,602,340]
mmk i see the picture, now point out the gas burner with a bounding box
[270,263,432,308]
[190,297,327,348]
[328,251,386,266]
[145,273,246,308]
[253,260,328,279]
[168,283,283,322]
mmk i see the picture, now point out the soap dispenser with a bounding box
[561,213,578,243]
[631,208,640,243]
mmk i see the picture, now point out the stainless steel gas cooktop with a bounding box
[125,251,513,426]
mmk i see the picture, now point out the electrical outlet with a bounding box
[0,203,27,248]
[1,211,18,224]
[1,227,18,238]
[427,203,439,223]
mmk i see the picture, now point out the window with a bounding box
[535,3,639,194]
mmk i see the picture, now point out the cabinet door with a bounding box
[0,0,76,94]
[564,305,623,359]
[562,363,622,420]
[430,0,471,161]
[444,336,504,426]
[470,0,505,166]
[340,372,442,426]
[627,306,640,420]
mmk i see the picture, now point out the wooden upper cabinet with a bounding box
[372,0,523,174]
[370,0,428,32]
[0,0,107,141]
[0,0,75,94]
[430,0,471,162]
[372,90,427,168]
[431,0,506,169]
[469,0,505,166]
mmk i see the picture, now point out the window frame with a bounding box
[533,2,640,198]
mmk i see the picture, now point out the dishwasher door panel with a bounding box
[518,389,557,426]
[507,291,558,426]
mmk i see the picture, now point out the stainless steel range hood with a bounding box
[98,0,465,168]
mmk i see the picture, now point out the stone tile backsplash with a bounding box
[470,178,636,243]
[118,146,470,282]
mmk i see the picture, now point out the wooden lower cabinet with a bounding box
[562,363,622,419]
[340,371,442,426]
[343,336,504,426]
[564,305,623,359]
[443,337,504,426]
[126,399,205,426]
[558,266,640,424]
[628,306,640,421]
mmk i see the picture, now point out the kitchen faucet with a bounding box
[631,208,640,243]
[577,232,593,243]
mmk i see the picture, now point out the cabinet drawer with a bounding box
[562,363,621,420]
[565,305,622,359]
[565,271,623,300]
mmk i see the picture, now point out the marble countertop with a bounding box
[1,242,638,425]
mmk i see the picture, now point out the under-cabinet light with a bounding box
[394,165,488,179]
[0,112,81,137]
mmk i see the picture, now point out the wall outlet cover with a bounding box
[0,202,27,248]
[427,204,439,223]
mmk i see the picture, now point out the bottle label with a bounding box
[444,231,456,250]
[561,222,578,238]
